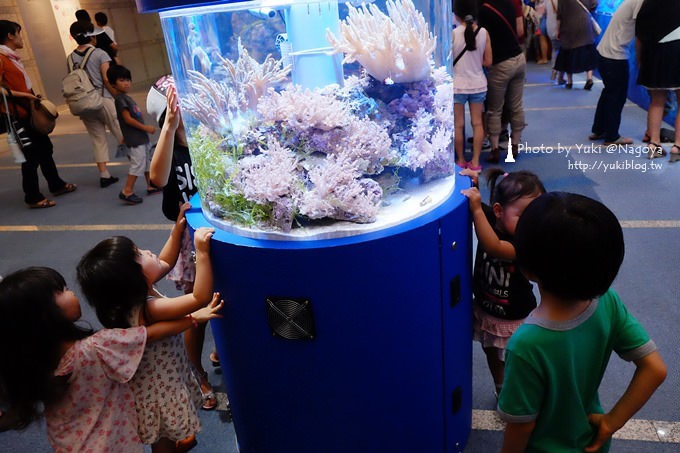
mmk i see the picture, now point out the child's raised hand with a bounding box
[191,292,224,323]
[193,227,214,253]
[166,85,180,131]
[459,168,480,187]
[174,202,191,229]
[461,187,483,211]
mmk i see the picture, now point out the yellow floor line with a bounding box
[472,409,680,443]
[0,162,128,171]
[0,224,172,232]
[524,104,637,112]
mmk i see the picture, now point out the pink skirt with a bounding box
[472,303,526,356]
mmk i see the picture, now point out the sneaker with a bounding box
[100,176,119,188]
[119,192,143,204]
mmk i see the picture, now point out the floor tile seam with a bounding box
[471,409,679,443]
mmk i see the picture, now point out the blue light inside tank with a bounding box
[136,0,242,13]
[596,0,624,15]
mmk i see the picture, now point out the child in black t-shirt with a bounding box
[461,169,545,397]
[107,64,156,205]
[147,76,219,411]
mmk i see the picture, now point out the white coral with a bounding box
[299,154,382,223]
[217,40,291,110]
[403,109,453,180]
[182,41,290,136]
[234,138,300,204]
[182,70,240,136]
[258,86,351,131]
[326,0,436,83]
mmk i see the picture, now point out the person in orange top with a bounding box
[0,20,76,208]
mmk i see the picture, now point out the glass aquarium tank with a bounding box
[157,0,453,239]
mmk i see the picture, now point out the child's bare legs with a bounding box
[121,174,138,197]
[185,323,216,409]
[454,102,467,167]
[182,283,217,410]
[536,35,550,64]
[647,90,666,146]
[145,171,155,192]
[483,346,505,395]
[470,102,484,168]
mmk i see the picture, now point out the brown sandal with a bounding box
[51,183,77,196]
[647,142,667,159]
[27,199,56,209]
[670,144,680,163]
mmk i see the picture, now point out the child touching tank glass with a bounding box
[501,192,666,452]
[0,267,222,452]
[77,204,218,452]
[147,75,220,410]
[461,169,546,397]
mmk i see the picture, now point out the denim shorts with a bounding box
[454,92,486,104]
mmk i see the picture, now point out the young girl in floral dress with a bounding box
[0,267,221,452]
[78,205,218,452]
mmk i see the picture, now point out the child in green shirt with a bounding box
[499,192,667,452]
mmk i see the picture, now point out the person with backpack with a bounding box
[0,20,76,209]
[66,20,122,188]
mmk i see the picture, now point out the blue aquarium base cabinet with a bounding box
[186,175,472,453]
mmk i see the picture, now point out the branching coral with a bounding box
[182,71,240,136]
[233,138,301,230]
[299,154,383,223]
[326,0,436,83]
[258,85,351,131]
[182,40,290,136]
[216,40,291,110]
[402,110,453,181]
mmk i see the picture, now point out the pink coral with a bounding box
[299,154,383,223]
[258,86,351,131]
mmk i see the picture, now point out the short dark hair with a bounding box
[69,20,94,45]
[106,64,132,85]
[0,20,21,45]
[75,9,91,23]
[77,236,148,329]
[94,12,108,26]
[514,192,625,301]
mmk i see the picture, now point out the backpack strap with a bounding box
[69,46,96,72]
[453,26,483,67]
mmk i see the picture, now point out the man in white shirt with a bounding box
[590,0,644,145]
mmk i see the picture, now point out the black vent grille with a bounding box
[266,297,315,340]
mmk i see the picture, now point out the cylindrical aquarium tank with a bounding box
[137,1,472,451]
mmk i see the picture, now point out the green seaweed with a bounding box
[189,129,272,227]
